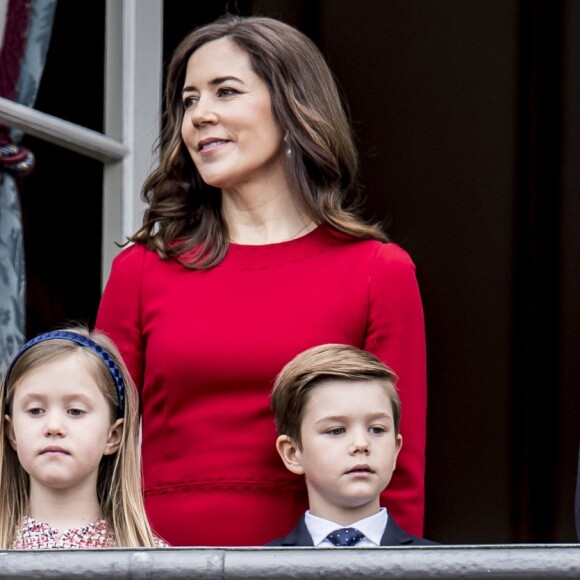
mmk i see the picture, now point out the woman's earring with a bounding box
[284,134,292,158]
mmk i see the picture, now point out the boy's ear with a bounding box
[392,433,403,469]
[276,434,305,475]
[4,415,17,450]
[103,418,124,456]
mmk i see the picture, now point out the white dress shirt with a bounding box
[304,508,388,547]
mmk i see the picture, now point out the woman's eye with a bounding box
[182,96,198,110]
[217,87,238,97]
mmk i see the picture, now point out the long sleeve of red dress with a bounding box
[96,226,426,545]
[364,243,426,532]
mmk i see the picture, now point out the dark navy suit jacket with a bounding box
[266,514,436,547]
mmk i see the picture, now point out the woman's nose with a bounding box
[190,95,218,127]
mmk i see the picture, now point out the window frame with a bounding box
[0,0,162,288]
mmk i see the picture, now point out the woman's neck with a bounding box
[222,185,316,245]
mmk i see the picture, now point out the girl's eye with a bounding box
[68,409,85,416]
[27,407,44,416]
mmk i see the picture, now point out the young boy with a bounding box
[267,344,434,547]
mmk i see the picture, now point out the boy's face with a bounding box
[276,378,402,524]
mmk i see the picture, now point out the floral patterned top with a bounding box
[9,516,168,549]
[10,517,114,549]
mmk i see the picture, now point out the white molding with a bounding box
[0,97,127,162]
[102,0,162,286]
[0,0,9,53]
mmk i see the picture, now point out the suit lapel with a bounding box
[281,514,315,546]
[380,515,415,546]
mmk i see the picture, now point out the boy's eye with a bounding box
[369,426,386,434]
[327,427,345,436]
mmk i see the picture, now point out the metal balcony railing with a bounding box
[1,544,580,579]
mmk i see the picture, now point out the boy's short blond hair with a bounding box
[271,344,400,447]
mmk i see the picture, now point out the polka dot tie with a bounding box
[326,527,365,546]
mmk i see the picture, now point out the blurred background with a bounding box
[4,0,580,544]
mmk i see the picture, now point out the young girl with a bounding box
[0,326,166,548]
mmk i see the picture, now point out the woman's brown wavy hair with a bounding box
[131,14,388,269]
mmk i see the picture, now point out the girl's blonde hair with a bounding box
[0,325,159,548]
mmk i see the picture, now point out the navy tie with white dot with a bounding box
[326,527,365,546]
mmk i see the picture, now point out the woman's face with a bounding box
[181,38,286,194]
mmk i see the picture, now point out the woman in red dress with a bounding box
[96,14,427,547]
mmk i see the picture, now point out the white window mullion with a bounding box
[103,0,162,286]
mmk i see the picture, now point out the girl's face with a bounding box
[180,37,287,195]
[5,353,123,497]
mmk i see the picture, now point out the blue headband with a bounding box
[3,330,125,417]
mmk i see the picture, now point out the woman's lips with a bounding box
[197,138,229,152]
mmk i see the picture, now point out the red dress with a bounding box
[96,226,427,546]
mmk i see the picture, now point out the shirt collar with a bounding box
[305,508,388,546]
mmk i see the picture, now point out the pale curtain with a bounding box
[0,0,57,369]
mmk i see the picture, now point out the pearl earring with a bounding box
[284,134,292,158]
